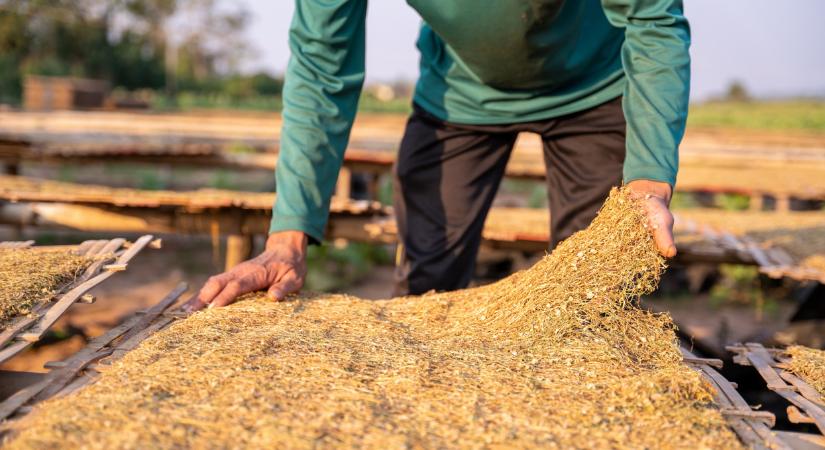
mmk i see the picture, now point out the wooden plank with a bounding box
[78,238,125,280]
[773,431,825,450]
[107,317,175,362]
[733,344,825,436]
[0,239,120,357]
[0,348,109,420]
[767,247,796,267]
[682,348,785,449]
[744,344,794,391]
[0,377,53,421]
[700,224,722,244]
[72,239,96,255]
[781,371,825,407]
[79,239,108,257]
[30,349,112,403]
[83,315,147,353]
[102,263,127,272]
[720,409,776,427]
[0,317,36,349]
[781,391,825,435]
[53,371,98,399]
[701,363,785,449]
[0,341,30,366]
[682,356,724,369]
[104,282,187,358]
[0,241,34,249]
[720,231,746,252]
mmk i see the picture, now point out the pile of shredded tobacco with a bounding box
[5,188,741,449]
[787,346,825,397]
[0,248,91,331]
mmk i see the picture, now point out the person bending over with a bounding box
[186,0,690,310]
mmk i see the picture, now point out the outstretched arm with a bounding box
[186,0,367,311]
[602,0,691,257]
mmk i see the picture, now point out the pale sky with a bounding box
[239,1,825,101]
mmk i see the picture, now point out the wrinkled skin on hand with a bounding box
[184,231,308,311]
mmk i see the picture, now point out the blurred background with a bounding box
[0,0,824,423]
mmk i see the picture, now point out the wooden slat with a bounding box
[103,282,187,362]
[30,349,112,403]
[0,317,37,349]
[681,348,786,449]
[53,371,98,399]
[744,344,794,392]
[0,241,34,249]
[773,431,825,450]
[781,371,825,407]
[78,238,125,279]
[0,341,30,365]
[0,348,111,420]
[682,356,724,369]
[79,239,108,257]
[731,343,825,436]
[107,317,174,362]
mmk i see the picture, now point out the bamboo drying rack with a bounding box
[0,235,159,365]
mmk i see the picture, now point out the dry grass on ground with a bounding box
[5,189,741,449]
[0,249,91,331]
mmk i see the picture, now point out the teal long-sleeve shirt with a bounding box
[271,0,691,243]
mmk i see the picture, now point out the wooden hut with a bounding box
[22,76,110,111]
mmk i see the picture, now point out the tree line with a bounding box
[0,0,283,107]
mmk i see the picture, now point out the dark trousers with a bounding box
[393,97,626,295]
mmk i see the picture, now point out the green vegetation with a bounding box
[715,193,750,211]
[499,180,548,209]
[0,0,414,113]
[357,95,411,115]
[688,100,825,132]
[670,191,699,210]
[0,0,264,106]
[709,264,779,318]
[305,242,392,292]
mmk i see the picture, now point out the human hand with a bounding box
[183,231,308,311]
[626,179,677,258]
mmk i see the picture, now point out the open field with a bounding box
[150,97,825,134]
[689,101,825,133]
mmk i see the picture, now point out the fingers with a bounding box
[182,272,232,312]
[644,197,677,258]
[652,222,677,258]
[208,280,246,309]
[208,268,271,308]
[267,270,304,301]
[187,260,305,311]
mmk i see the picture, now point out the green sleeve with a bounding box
[601,0,691,187]
[270,0,367,243]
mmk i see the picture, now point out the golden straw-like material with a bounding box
[0,249,90,331]
[787,346,825,397]
[5,189,741,449]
